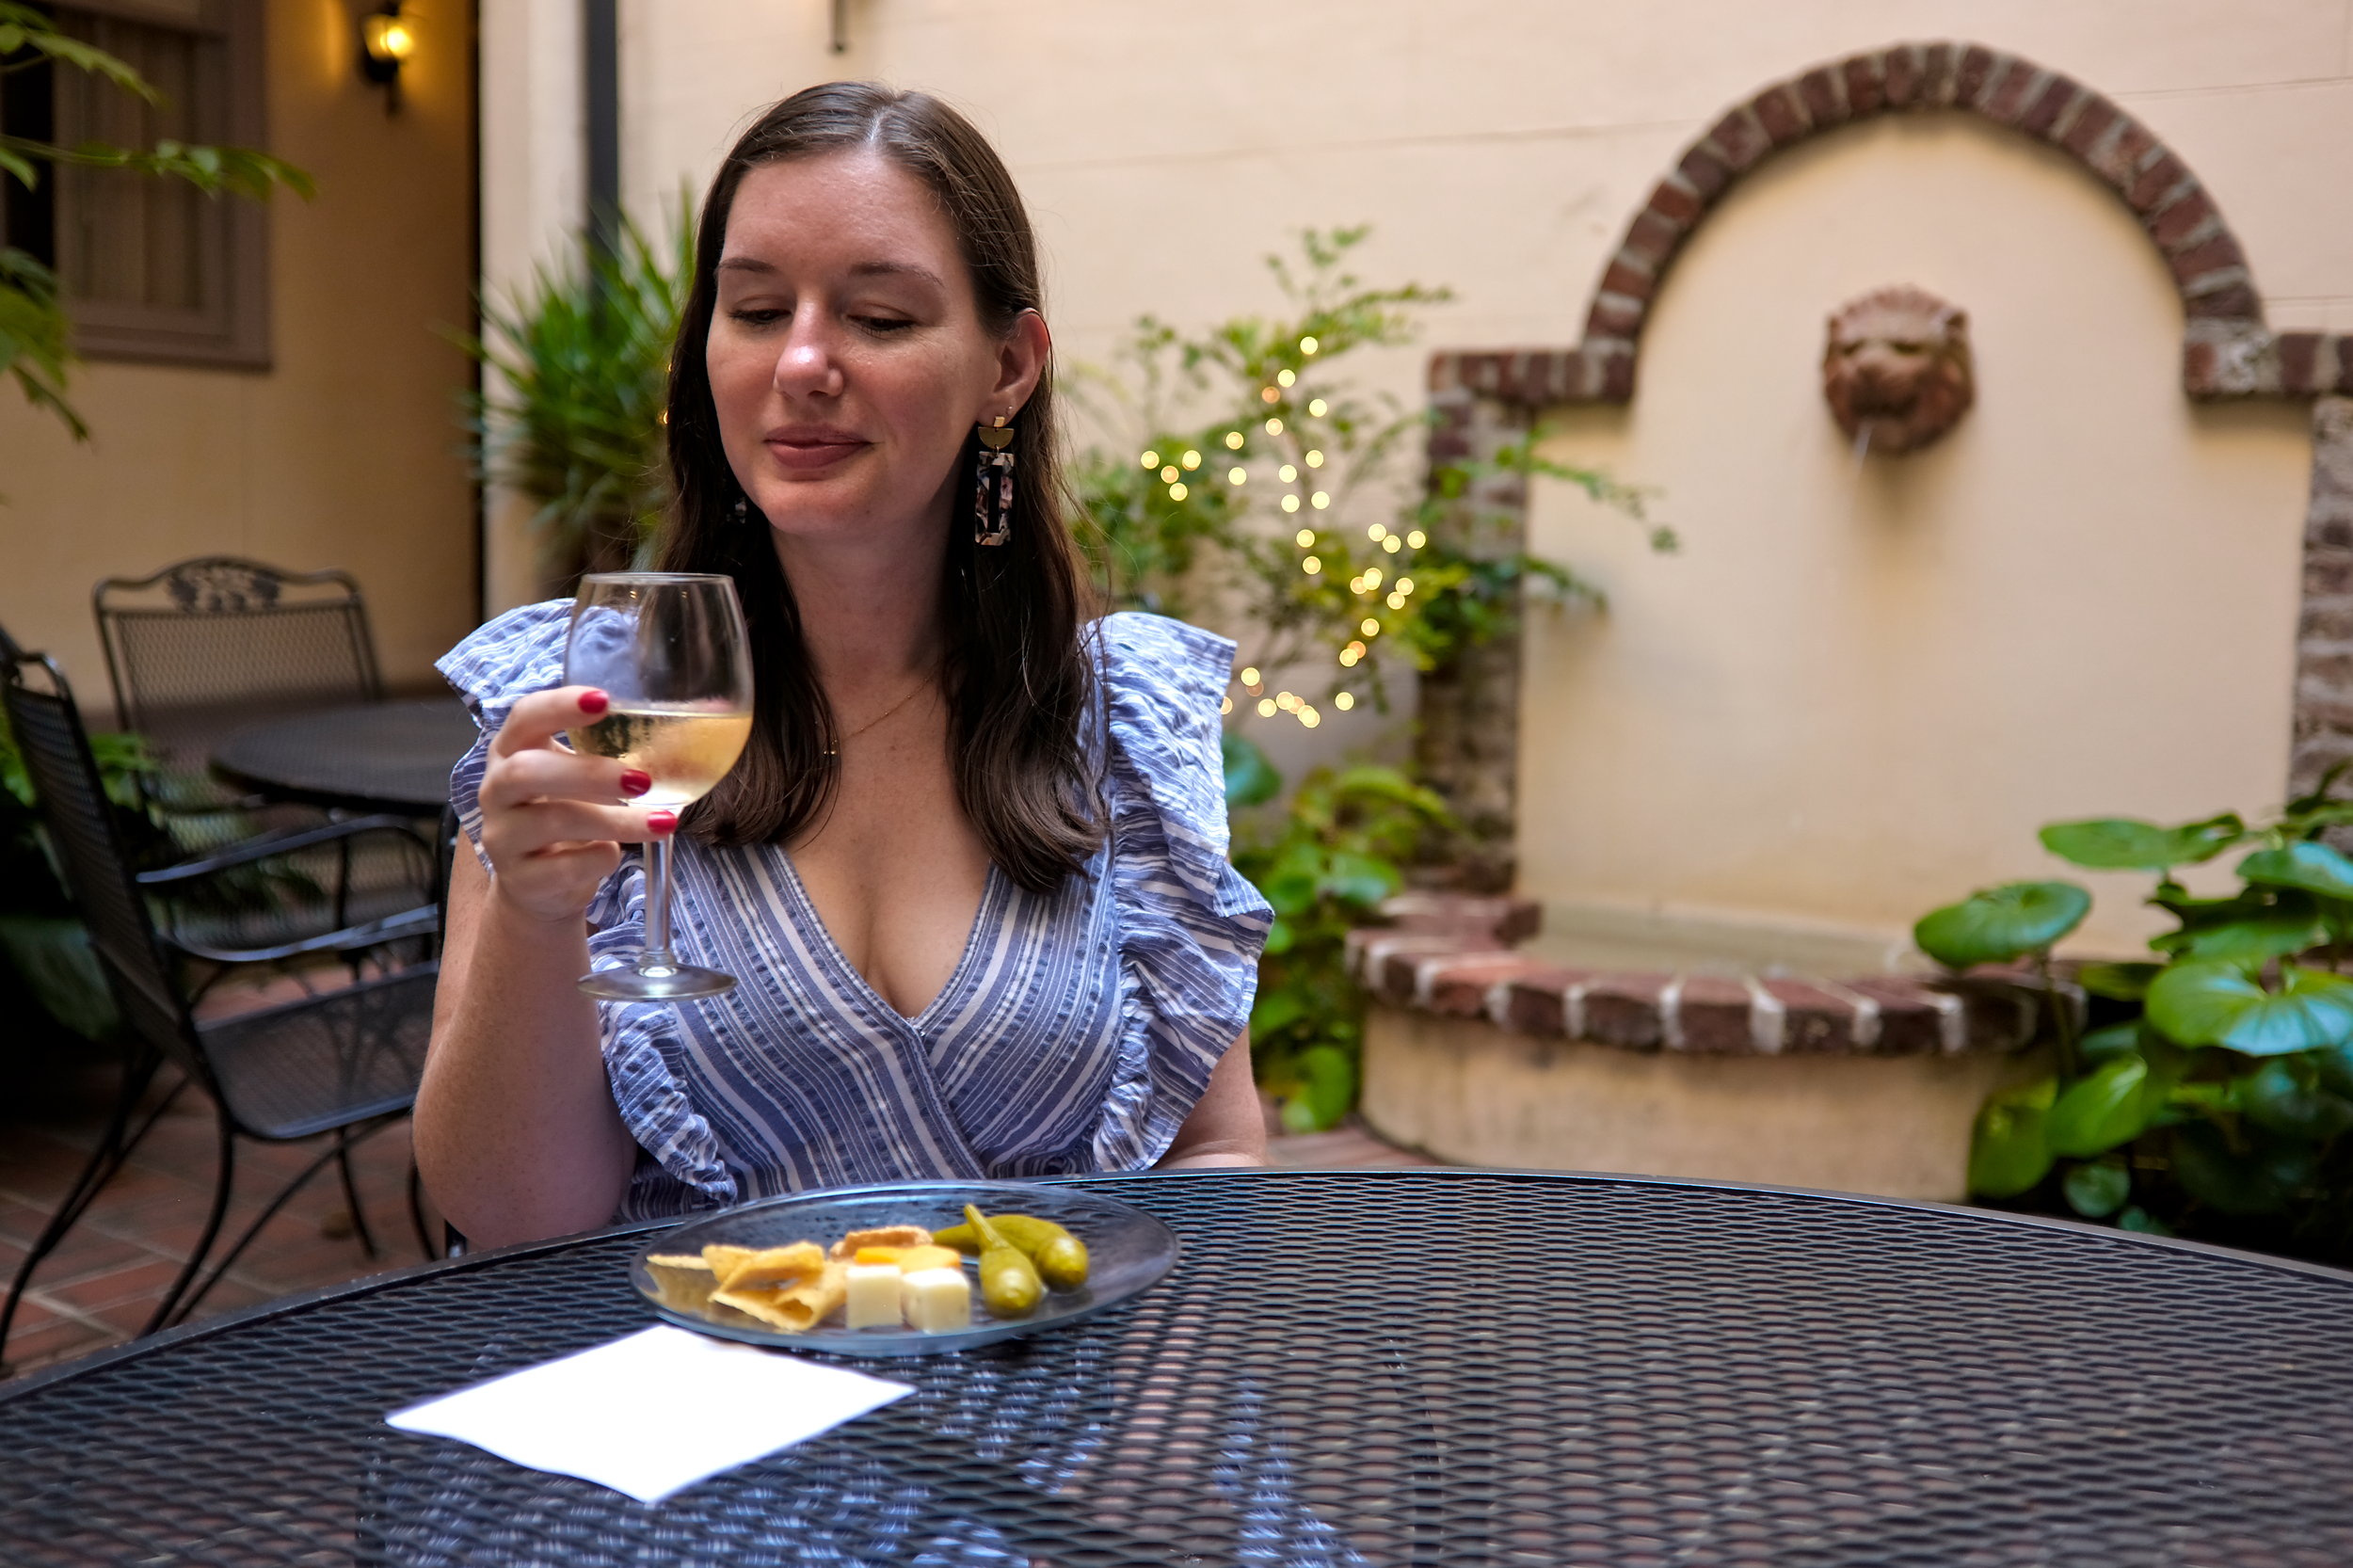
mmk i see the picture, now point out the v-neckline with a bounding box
[771,851,1004,1032]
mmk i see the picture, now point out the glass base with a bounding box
[578,961,738,1001]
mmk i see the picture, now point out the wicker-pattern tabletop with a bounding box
[4,1169,2350,1566]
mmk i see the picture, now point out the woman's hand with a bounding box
[476,686,674,923]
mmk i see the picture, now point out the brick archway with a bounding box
[1414,40,2353,882]
[1434,40,2351,407]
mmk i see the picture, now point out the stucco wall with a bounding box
[0,0,477,714]
[519,0,2353,952]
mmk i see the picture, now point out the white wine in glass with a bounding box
[564,573,753,1000]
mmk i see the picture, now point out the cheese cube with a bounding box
[901,1267,972,1332]
[844,1262,905,1330]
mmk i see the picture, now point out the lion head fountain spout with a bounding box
[1822,285,1975,456]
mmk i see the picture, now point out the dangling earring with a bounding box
[973,415,1015,546]
[732,496,748,521]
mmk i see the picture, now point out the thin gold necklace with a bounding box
[824,680,930,758]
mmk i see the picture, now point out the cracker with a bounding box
[827,1224,932,1260]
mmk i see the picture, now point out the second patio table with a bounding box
[210,695,475,816]
[5,1169,2353,1566]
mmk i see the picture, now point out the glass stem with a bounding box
[641,832,676,975]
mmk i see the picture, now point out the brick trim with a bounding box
[1429,40,2348,406]
[1353,895,2069,1057]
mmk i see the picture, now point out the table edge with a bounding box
[207,696,470,817]
[8,1166,2349,1405]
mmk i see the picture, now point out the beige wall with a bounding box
[490,1,2353,952]
[0,0,477,715]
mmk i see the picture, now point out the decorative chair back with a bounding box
[93,557,382,769]
[2,647,210,1090]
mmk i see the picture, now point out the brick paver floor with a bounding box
[3,1017,1433,1381]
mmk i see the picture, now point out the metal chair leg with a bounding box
[159,1115,405,1331]
[0,1049,163,1369]
[139,1105,238,1338]
[406,1157,438,1261]
[334,1144,379,1260]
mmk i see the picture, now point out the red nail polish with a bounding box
[648,808,678,835]
[579,689,610,717]
[618,768,651,797]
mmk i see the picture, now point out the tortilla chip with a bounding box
[701,1244,760,1284]
[712,1261,850,1334]
[644,1253,717,1315]
[710,1240,824,1291]
[828,1224,933,1260]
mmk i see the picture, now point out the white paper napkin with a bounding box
[386,1324,915,1503]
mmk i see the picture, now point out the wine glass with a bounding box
[564,573,754,1000]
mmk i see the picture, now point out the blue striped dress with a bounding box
[438,604,1273,1221]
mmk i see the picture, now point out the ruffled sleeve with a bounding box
[435,599,735,1211]
[1088,612,1274,1170]
[434,599,574,870]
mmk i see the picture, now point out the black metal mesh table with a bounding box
[210,696,475,815]
[6,1169,2353,1566]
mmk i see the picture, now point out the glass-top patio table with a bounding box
[3,1168,2350,1566]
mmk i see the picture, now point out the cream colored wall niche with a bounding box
[1516,115,2312,955]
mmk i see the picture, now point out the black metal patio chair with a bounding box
[92,555,431,975]
[0,644,440,1371]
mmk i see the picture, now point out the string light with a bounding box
[1300,335,1320,355]
[1345,639,1366,658]
[1160,465,1179,483]
[1338,647,1359,667]
[1293,528,1316,547]
[1257,697,1276,717]
[1276,368,1296,388]
[1140,450,1159,469]
[1396,577,1415,595]
[1364,566,1384,588]
[1368,523,1388,541]
[1169,482,1190,501]
[1386,591,1406,609]
[1335,691,1355,711]
[1224,430,1245,450]
[1264,417,1284,435]
[1220,696,1233,714]
[1308,398,1327,417]
[1260,387,1280,404]
[1405,529,1427,549]
[1311,492,1330,509]
[1305,451,1324,469]
[1276,692,1300,712]
[1299,706,1321,728]
[1361,617,1381,636]
[1240,666,1262,686]
[1281,495,1301,513]
[1181,450,1201,470]
[1279,464,1299,483]
[1228,467,1248,485]
[1348,575,1365,593]
[1303,555,1321,574]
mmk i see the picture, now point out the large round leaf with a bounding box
[1221,731,1281,809]
[2238,841,2353,902]
[2238,1058,2353,1141]
[1967,1077,2056,1198]
[1914,882,2090,969]
[2146,961,2353,1056]
[2154,911,2323,966]
[2039,814,2242,871]
[2062,1159,2131,1219]
[2045,1054,2153,1158]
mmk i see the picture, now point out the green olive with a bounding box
[964,1204,1043,1319]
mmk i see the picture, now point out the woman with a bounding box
[417,84,1273,1250]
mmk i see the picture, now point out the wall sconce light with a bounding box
[358,4,416,109]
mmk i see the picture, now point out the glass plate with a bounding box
[629,1180,1180,1357]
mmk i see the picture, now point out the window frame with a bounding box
[53,0,270,371]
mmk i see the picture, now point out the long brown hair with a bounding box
[659,83,1101,893]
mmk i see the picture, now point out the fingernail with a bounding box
[648,808,678,835]
[578,689,610,717]
[618,768,651,797]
